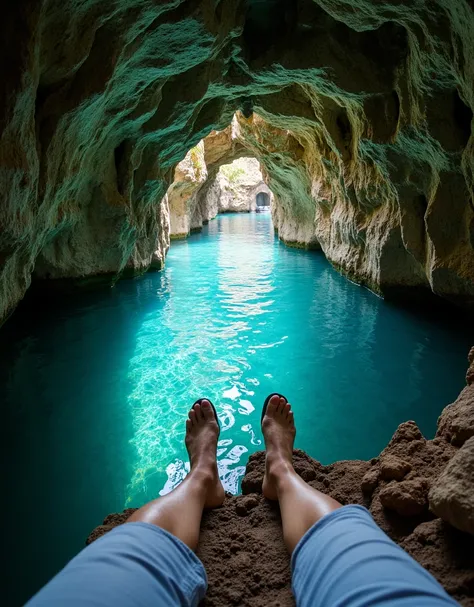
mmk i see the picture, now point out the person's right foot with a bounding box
[262,395,296,500]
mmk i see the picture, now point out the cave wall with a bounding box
[213,157,271,214]
[1,0,474,321]
[168,140,207,238]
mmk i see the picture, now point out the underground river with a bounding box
[2,212,471,604]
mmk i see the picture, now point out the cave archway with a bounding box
[1,0,473,321]
[256,191,270,211]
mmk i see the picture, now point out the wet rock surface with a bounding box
[89,357,474,606]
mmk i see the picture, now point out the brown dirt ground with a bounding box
[88,422,474,606]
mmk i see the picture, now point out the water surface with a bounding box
[2,213,471,604]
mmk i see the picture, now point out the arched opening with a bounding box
[256,191,270,212]
[168,148,276,237]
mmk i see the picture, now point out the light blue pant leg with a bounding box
[291,505,459,607]
[27,522,207,607]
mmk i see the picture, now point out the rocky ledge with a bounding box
[88,349,474,606]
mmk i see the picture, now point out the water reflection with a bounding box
[125,213,471,506]
[126,214,276,503]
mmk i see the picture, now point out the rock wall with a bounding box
[168,155,271,238]
[168,141,271,239]
[168,141,208,238]
[1,0,474,321]
[213,111,474,300]
[89,348,474,606]
[214,157,271,214]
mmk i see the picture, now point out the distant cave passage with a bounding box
[256,192,270,210]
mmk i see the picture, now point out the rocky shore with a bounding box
[88,349,474,606]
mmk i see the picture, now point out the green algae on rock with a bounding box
[1,0,474,321]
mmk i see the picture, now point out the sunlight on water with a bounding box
[126,216,276,502]
[124,213,470,505]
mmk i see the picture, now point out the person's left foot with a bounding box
[185,400,225,508]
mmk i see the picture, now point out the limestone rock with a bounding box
[168,142,208,238]
[437,384,474,446]
[214,158,271,214]
[436,348,474,448]
[466,347,474,386]
[2,1,474,321]
[429,436,474,536]
[189,157,272,233]
[168,140,272,238]
[379,479,429,516]
[380,456,412,481]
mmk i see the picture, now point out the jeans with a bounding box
[27,505,458,606]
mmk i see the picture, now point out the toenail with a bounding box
[202,400,210,407]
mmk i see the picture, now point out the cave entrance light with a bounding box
[216,157,273,215]
[255,191,270,213]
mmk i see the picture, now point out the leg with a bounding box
[27,400,224,607]
[128,399,224,549]
[262,394,341,552]
[262,395,457,607]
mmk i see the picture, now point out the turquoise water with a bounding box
[2,213,471,604]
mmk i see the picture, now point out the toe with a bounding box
[189,409,196,426]
[283,403,291,418]
[194,403,203,420]
[267,394,280,415]
[278,397,286,414]
[186,419,192,433]
[288,411,294,426]
[201,399,214,420]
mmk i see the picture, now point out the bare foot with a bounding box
[262,395,296,500]
[185,400,225,508]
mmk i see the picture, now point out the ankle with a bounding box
[190,461,217,484]
[266,453,294,486]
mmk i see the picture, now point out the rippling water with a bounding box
[2,213,471,604]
